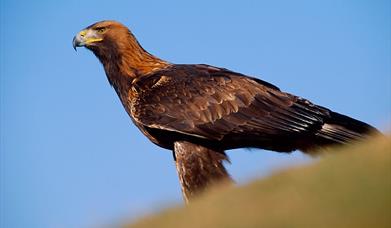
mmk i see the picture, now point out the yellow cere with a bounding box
[79,30,87,37]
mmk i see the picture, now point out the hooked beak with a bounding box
[72,29,103,51]
[72,36,80,51]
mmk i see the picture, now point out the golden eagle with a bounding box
[73,20,379,203]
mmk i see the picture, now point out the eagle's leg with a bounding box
[173,141,232,203]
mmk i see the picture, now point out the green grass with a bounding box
[126,135,391,228]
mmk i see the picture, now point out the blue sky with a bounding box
[1,0,390,227]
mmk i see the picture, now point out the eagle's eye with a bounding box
[96,27,106,34]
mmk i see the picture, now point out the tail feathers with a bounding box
[315,111,380,146]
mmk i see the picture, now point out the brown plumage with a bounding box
[73,20,379,202]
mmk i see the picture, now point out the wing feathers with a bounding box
[132,65,331,147]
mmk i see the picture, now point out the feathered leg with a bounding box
[173,141,232,203]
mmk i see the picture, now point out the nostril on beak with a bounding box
[79,30,87,38]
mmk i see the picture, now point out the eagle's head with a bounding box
[73,20,169,80]
[72,20,131,53]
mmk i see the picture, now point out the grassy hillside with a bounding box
[126,136,391,228]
